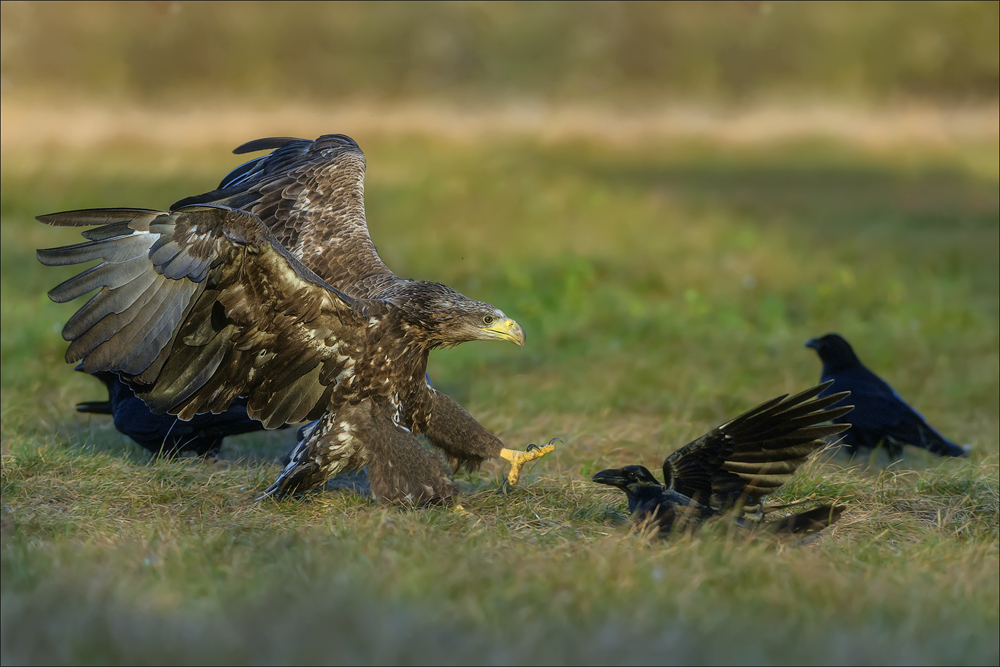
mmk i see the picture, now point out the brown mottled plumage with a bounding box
[38,135,543,505]
[173,135,403,300]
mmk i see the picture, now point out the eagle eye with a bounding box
[483,315,494,325]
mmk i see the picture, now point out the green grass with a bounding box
[2,131,998,664]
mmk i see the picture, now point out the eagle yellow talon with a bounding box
[500,440,557,485]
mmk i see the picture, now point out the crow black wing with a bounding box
[662,382,852,507]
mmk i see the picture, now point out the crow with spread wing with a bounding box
[38,134,553,505]
[592,382,851,537]
[806,333,967,458]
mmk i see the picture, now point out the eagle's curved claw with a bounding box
[499,439,558,485]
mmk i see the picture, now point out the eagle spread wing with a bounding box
[662,380,852,507]
[173,134,398,296]
[38,206,369,428]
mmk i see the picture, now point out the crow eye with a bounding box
[483,315,494,325]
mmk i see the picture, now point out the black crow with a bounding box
[805,333,967,458]
[592,382,851,537]
[77,368,271,458]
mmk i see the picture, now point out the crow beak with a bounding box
[592,468,627,488]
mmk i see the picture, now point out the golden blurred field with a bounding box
[3,1,998,103]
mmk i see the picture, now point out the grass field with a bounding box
[2,113,998,664]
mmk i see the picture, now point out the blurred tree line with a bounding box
[2,1,997,104]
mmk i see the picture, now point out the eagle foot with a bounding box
[500,438,559,485]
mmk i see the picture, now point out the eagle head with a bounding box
[401,282,525,349]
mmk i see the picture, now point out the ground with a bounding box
[1,108,997,664]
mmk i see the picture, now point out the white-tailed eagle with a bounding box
[38,134,554,505]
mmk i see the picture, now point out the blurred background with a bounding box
[2,1,998,104]
[2,1,999,152]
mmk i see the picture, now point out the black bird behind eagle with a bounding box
[806,333,967,458]
[592,382,851,537]
[38,133,553,505]
[77,367,269,458]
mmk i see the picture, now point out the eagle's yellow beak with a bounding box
[484,318,525,347]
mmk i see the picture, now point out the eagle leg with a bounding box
[256,407,366,501]
[364,408,458,506]
[500,438,559,485]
